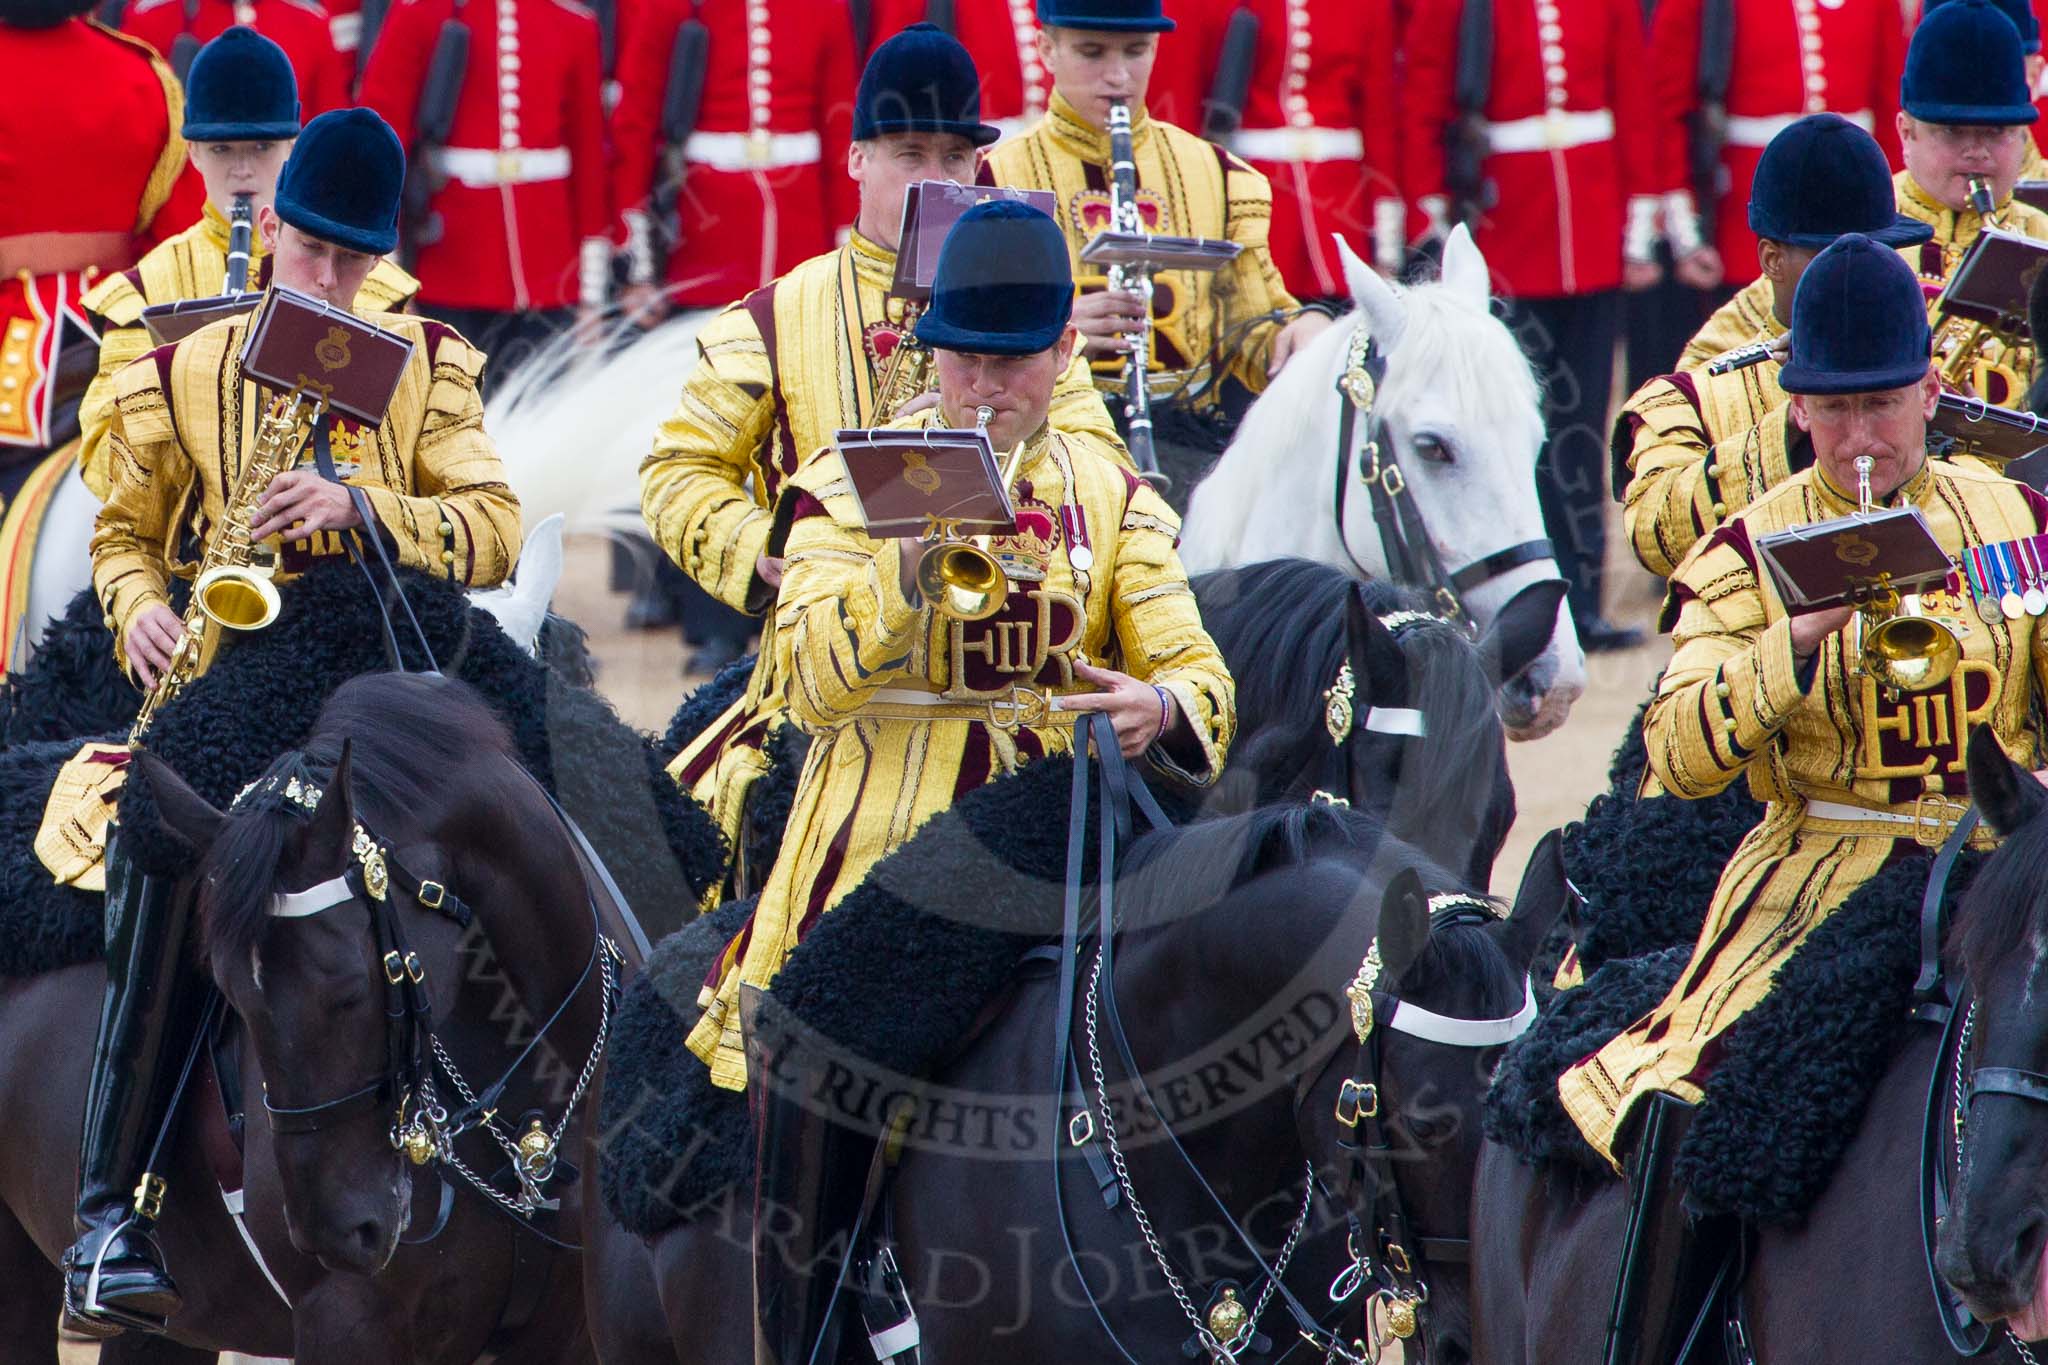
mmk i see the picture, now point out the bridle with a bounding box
[1331,323,1557,627]
[1049,714,1536,1364]
[1307,607,1442,812]
[242,765,619,1232]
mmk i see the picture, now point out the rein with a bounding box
[1048,714,1534,1363]
[240,765,619,1240]
[1329,324,1555,628]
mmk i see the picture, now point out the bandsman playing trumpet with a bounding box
[1559,231,2048,1363]
[67,108,518,1337]
[691,197,1232,1363]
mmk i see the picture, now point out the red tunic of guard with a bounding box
[610,0,858,308]
[1402,0,1661,299]
[1196,0,1401,293]
[0,18,202,451]
[360,0,610,312]
[121,0,353,114]
[865,0,1050,138]
[1650,0,1905,287]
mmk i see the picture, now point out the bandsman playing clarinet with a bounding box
[1559,233,2048,1364]
[1619,114,1933,577]
[78,25,420,499]
[641,23,1119,884]
[978,0,1331,446]
[684,198,1232,1363]
[66,108,518,1337]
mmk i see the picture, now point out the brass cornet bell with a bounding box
[914,404,1024,621]
[1848,454,1966,694]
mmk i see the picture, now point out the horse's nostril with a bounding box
[2007,1216,2047,1285]
[351,1218,386,1258]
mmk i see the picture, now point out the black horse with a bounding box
[1471,727,2048,1362]
[0,674,623,1362]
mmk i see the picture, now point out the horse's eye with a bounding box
[1413,434,1453,464]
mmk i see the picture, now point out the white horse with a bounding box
[1181,227,1586,740]
[7,311,712,670]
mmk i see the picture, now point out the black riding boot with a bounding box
[61,832,197,1336]
[748,993,873,1365]
[1602,1093,1720,1365]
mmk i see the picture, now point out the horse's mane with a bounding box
[1193,559,1510,856]
[196,673,517,964]
[1957,806,2048,988]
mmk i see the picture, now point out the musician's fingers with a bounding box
[1072,661,1136,690]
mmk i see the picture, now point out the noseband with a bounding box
[242,768,618,1227]
[1332,324,1557,625]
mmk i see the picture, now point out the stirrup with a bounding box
[62,1215,176,1337]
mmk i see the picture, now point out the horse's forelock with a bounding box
[1377,283,1543,446]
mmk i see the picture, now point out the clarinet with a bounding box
[1706,338,1778,375]
[224,192,255,295]
[1968,175,1997,220]
[1106,98,1162,482]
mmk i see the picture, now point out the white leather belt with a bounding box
[432,146,570,187]
[1485,108,1615,154]
[683,129,823,171]
[1228,125,1366,163]
[1724,108,1873,148]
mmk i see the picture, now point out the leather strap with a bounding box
[1913,806,1981,1022]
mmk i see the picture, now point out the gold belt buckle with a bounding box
[497,149,524,182]
[1913,793,1969,848]
[984,686,1051,732]
[745,130,773,167]
[1545,109,1570,150]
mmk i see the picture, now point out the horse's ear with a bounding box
[1494,827,1573,974]
[1377,865,1433,982]
[1337,234,1405,352]
[129,750,224,855]
[1967,726,2047,838]
[1476,579,1568,686]
[1439,224,1493,312]
[305,740,357,855]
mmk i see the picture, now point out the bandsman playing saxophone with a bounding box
[641,24,1118,886]
[67,107,519,1336]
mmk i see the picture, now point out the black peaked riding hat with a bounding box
[1037,0,1176,32]
[1748,114,1933,249]
[1903,0,2039,126]
[854,22,1002,147]
[183,26,302,141]
[1925,0,2041,56]
[273,108,406,256]
[915,200,1075,355]
[1778,234,1933,395]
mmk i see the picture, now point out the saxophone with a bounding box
[129,389,323,740]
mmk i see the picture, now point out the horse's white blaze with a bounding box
[1181,228,1584,739]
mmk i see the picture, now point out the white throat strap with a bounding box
[1362,706,1427,738]
[273,875,353,919]
[1385,976,1538,1047]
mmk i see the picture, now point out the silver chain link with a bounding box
[1084,953,1317,1363]
[1952,1005,2042,1365]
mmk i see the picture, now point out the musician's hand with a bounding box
[755,555,786,589]
[573,305,606,347]
[1054,661,1176,758]
[622,283,668,328]
[1674,246,1725,290]
[1623,258,1664,292]
[895,392,941,417]
[1789,604,1856,661]
[1270,310,1336,378]
[1072,288,1149,359]
[250,469,364,543]
[126,603,184,690]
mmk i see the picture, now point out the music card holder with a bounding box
[141,292,263,347]
[1934,226,2048,332]
[238,284,414,425]
[833,426,1018,538]
[891,181,1061,303]
[1930,391,2048,466]
[1079,230,1243,275]
[1755,506,1953,611]
[2015,180,2048,216]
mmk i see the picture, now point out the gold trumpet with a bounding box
[1848,454,1966,695]
[914,405,1024,621]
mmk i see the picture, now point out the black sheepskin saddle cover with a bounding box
[600,753,1137,1239]
[1488,840,1982,1227]
[0,563,727,978]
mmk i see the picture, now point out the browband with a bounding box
[1385,977,1538,1048]
[1363,707,1427,737]
[273,875,354,919]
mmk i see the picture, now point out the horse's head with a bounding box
[1289,859,1566,1364]
[136,675,527,1277]
[1344,230,1584,739]
[1936,727,2048,1342]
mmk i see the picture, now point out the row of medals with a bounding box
[1962,538,2048,623]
